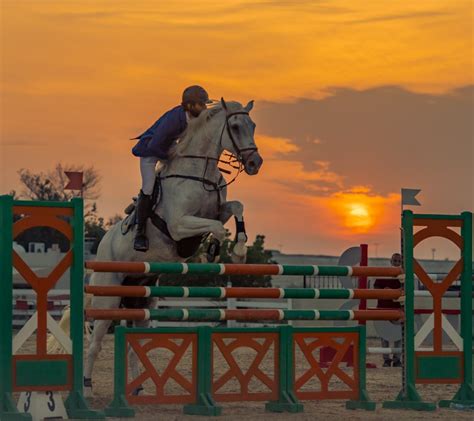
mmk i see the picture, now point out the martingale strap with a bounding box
[150,212,172,239]
[160,174,219,190]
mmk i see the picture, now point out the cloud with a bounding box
[42,11,121,22]
[252,134,345,193]
[2,139,49,147]
[3,1,471,103]
[253,85,474,213]
[346,10,452,25]
[255,134,300,158]
[223,0,352,14]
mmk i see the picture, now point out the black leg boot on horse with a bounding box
[134,190,152,252]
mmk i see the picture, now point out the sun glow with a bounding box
[325,188,400,235]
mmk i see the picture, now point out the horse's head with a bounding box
[173,99,263,175]
[216,98,263,175]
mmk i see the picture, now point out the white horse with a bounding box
[84,99,263,395]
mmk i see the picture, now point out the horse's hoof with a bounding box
[206,238,221,262]
[132,385,144,396]
[83,377,93,397]
[231,254,247,264]
[231,243,247,263]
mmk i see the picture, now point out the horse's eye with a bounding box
[231,124,240,132]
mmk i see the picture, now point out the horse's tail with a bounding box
[46,294,93,354]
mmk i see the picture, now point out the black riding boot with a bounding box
[133,191,152,252]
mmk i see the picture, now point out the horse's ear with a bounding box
[244,100,254,112]
[221,97,228,111]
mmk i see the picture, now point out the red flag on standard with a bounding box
[65,171,83,190]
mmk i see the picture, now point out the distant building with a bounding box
[12,238,96,289]
[269,249,463,288]
[12,243,466,290]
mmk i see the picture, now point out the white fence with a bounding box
[12,289,70,328]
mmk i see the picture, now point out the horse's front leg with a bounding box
[168,215,227,242]
[219,200,248,263]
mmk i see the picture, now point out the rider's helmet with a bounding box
[182,86,212,106]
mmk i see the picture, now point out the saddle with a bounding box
[121,176,207,259]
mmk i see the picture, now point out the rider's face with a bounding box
[188,102,207,117]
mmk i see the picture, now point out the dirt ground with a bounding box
[79,334,473,421]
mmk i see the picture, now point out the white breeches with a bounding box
[140,156,159,195]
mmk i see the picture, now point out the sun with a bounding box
[326,188,399,236]
[350,204,369,218]
[347,203,373,231]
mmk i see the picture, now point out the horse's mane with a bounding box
[167,101,244,159]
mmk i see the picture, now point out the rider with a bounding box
[131,85,212,252]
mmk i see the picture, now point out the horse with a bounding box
[84,98,263,395]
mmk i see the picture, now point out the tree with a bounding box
[106,214,123,227]
[14,163,106,251]
[18,163,100,202]
[84,203,107,254]
[85,213,123,254]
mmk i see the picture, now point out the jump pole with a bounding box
[85,285,403,300]
[85,261,403,277]
[85,308,403,322]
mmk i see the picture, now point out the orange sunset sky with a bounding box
[1,1,473,259]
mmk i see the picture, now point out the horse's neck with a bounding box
[163,124,223,180]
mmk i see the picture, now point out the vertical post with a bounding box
[403,211,415,396]
[183,326,221,416]
[71,197,84,395]
[105,327,135,417]
[227,281,236,328]
[287,299,293,327]
[266,326,303,413]
[358,244,368,326]
[346,325,375,410]
[64,198,103,418]
[0,195,28,420]
[460,211,474,398]
[439,212,474,407]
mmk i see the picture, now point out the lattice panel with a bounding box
[125,332,197,404]
[212,332,279,402]
[294,332,359,400]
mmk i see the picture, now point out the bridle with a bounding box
[160,108,259,193]
[221,110,259,160]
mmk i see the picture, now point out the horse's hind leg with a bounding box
[83,291,121,397]
[83,318,115,397]
[128,318,152,396]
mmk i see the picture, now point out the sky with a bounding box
[1,0,473,260]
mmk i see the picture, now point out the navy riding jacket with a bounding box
[132,105,187,159]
